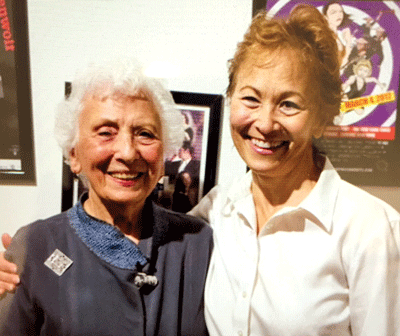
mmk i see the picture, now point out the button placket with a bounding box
[232,224,258,336]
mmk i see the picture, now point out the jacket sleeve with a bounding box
[0,224,42,335]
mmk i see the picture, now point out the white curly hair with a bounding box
[54,58,185,164]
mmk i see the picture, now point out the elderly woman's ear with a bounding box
[69,148,82,175]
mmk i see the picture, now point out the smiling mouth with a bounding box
[251,138,289,149]
[109,172,144,180]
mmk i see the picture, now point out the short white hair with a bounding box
[54,59,185,164]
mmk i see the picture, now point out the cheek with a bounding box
[141,144,164,169]
[78,142,114,170]
[230,101,252,131]
[287,115,317,142]
[301,124,320,143]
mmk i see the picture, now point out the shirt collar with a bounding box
[225,170,253,205]
[222,172,255,227]
[297,158,340,233]
[223,158,341,233]
[67,193,149,270]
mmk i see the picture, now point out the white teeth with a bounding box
[251,138,285,149]
[110,173,142,180]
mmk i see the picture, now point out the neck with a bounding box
[83,193,145,244]
[329,23,338,33]
[251,154,323,233]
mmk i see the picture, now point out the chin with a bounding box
[244,154,282,170]
[247,162,282,176]
[105,190,149,206]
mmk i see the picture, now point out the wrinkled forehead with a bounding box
[78,88,162,128]
[82,83,151,102]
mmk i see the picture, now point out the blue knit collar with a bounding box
[67,194,148,270]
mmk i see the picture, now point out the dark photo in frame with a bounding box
[253,0,400,187]
[159,91,223,212]
[0,0,35,184]
[61,83,223,212]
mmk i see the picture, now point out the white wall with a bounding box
[0,0,399,236]
[0,0,249,235]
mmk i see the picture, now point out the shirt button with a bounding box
[238,331,243,336]
[242,291,247,298]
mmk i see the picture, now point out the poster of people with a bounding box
[0,0,21,172]
[265,0,400,186]
[0,0,34,183]
[160,105,210,212]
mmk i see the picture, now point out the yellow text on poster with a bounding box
[340,91,396,113]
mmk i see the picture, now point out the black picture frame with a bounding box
[169,91,223,200]
[0,0,35,184]
[61,86,223,212]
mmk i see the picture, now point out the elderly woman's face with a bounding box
[229,49,323,179]
[70,94,164,208]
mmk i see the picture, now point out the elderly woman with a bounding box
[0,60,212,335]
[1,5,400,336]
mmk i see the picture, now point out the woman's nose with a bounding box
[114,133,139,162]
[255,106,281,134]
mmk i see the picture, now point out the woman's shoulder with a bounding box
[338,179,399,216]
[190,173,252,221]
[335,180,400,246]
[152,203,213,237]
[5,212,73,274]
[14,211,72,241]
[336,180,400,264]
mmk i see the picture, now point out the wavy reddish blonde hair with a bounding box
[227,4,342,126]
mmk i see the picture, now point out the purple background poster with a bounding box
[262,0,400,186]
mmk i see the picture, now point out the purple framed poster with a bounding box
[0,0,35,184]
[253,0,400,186]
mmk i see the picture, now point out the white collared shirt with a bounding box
[190,158,400,336]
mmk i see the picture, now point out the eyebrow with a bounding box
[92,119,119,129]
[239,85,305,101]
[238,85,262,96]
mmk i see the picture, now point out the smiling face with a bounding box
[69,94,164,213]
[326,3,344,29]
[229,49,323,181]
[356,65,371,79]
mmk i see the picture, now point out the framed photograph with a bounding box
[253,0,400,187]
[61,86,223,212]
[158,91,223,212]
[0,0,35,184]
